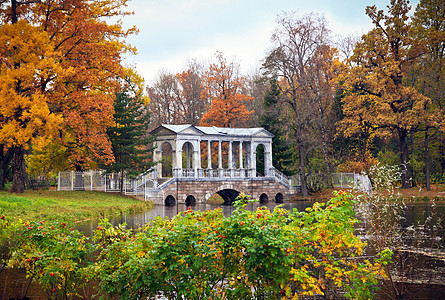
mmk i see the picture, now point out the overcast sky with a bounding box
[121,0,420,84]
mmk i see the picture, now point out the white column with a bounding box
[207,140,212,169]
[267,142,273,175]
[218,140,222,169]
[154,141,162,178]
[228,141,233,170]
[251,143,257,178]
[239,141,243,169]
[175,140,182,177]
[195,140,201,177]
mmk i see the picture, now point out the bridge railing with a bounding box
[270,167,291,187]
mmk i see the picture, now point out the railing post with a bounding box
[71,170,74,191]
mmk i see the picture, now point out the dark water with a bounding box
[75,201,445,242]
[403,203,445,229]
[76,201,314,236]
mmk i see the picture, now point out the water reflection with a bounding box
[76,201,445,239]
[402,203,445,229]
[76,201,314,236]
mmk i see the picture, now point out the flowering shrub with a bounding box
[92,192,390,299]
[5,218,91,299]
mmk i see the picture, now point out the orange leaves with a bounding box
[200,52,253,127]
[0,20,62,149]
[0,1,136,175]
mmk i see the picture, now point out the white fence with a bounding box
[333,173,372,193]
[57,170,157,195]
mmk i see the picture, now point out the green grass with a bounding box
[0,190,154,222]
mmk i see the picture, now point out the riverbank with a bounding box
[0,190,154,222]
[291,185,445,203]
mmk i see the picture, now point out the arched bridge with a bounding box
[146,177,290,206]
[142,124,297,206]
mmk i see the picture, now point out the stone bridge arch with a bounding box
[216,189,240,205]
[156,179,291,206]
[205,183,240,205]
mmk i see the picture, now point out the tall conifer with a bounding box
[104,74,155,194]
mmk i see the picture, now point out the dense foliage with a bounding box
[102,70,155,194]
[0,0,135,192]
[1,0,444,194]
[0,193,391,299]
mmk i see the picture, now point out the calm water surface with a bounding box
[76,201,314,236]
[76,201,445,238]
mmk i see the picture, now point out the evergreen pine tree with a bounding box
[260,78,293,176]
[104,75,155,194]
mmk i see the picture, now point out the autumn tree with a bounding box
[103,70,155,195]
[408,0,445,189]
[0,18,62,192]
[340,0,436,188]
[263,12,336,196]
[334,35,380,174]
[147,71,181,127]
[175,60,206,125]
[0,0,136,192]
[245,71,269,126]
[200,52,253,127]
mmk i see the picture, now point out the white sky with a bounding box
[120,0,420,84]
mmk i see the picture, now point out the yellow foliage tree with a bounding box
[0,0,136,192]
[340,0,437,188]
[0,20,62,192]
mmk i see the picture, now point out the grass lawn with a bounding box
[0,190,153,222]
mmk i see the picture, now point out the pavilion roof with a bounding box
[151,124,274,138]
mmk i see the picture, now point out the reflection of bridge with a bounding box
[145,124,296,205]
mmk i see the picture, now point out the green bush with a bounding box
[91,192,390,299]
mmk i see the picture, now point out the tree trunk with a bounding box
[425,129,431,191]
[409,132,416,187]
[298,142,309,197]
[120,169,125,195]
[11,146,25,193]
[0,145,13,189]
[399,129,410,189]
[74,165,85,190]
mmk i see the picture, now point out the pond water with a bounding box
[76,201,315,236]
[76,201,445,240]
